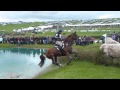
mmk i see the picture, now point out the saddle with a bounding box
[55,45,63,54]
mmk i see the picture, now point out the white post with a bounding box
[57,21,59,32]
[102,34,107,44]
[57,23,58,31]
[105,34,107,44]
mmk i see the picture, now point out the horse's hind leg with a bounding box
[67,53,72,65]
[52,56,55,64]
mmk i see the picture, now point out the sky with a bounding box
[0,11,120,22]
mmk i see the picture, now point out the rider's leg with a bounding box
[55,41,63,54]
[55,45,61,54]
[58,46,62,54]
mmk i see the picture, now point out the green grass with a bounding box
[0,43,100,49]
[0,44,54,48]
[35,60,120,79]
[0,44,17,48]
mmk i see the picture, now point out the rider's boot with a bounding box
[58,46,62,54]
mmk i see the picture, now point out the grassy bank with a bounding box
[35,60,120,79]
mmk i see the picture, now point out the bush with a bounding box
[77,48,98,62]
[93,49,120,67]
[76,47,120,68]
[113,58,120,67]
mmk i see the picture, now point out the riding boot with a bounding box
[58,49,61,54]
[58,46,62,54]
[60,48,62,55]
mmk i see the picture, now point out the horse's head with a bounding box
[71,32,79,40]
[64,32,79,46]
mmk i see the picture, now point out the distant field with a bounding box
[0,22,45,34]
[0,22,120,38]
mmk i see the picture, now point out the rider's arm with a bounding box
[55,34,58,38]
[59,34,62,38]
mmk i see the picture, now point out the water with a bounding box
[0,48,51,79]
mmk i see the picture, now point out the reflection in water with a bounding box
[0,48,47,57]
[0,48,51,79]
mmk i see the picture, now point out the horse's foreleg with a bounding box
[67,53,72,65]
[51,54,55,64]
[72,51,78,60]
[54,56,58,64]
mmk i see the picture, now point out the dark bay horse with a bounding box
[39,32,79,67]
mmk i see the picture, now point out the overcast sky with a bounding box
[0,11,120,22]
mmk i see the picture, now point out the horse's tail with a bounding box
[39,54,46,67]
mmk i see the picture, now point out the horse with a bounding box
[38,32,79,67]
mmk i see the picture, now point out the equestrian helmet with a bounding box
[58,29,62,32]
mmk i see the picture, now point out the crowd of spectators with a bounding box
[111,32,119,42]
[0,36,55,45]
[76,36,95,46]
[0,34,95,46]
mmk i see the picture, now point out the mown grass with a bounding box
[0,44,18,48]
[0,44,54,49]
[35,60,120,79]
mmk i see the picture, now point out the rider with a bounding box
[54,29,64,54]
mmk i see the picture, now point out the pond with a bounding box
[0,48,51,79]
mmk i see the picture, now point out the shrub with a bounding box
[76,47,120,67]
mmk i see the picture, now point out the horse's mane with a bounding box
[66,34,72,40]
[64,33,74,46]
